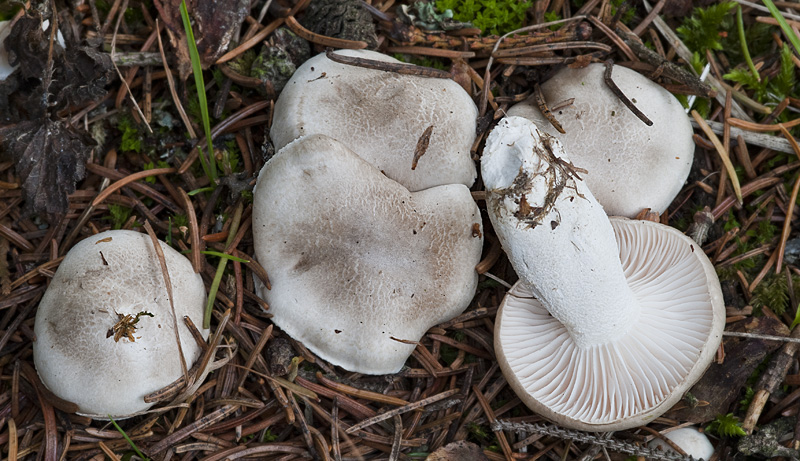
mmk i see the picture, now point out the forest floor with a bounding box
[2,0,800,459]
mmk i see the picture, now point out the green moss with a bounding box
[677,2,737,54]
[543,11,563,30]
[118,114,143,153]
[106,204,133,230]
[435,0,533,36]
[706,413,747,437]
[143,160,170,184]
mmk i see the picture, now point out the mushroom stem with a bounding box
[482,116,640,349]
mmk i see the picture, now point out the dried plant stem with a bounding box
[143,221,189,385]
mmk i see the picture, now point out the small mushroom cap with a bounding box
[269,49,478,192]
[252,134,483,374]
[648,427,715,460]
[494,218,725,431]
[507,63,693,217]
[33,230,208,418]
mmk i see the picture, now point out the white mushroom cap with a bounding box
[507,63,694,217]
[270,49,478,192]
[484,117,724,431]
[33,230,208,418]
[648,427,716,460]
[252,134,483,374]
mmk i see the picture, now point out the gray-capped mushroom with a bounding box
[252,134,483,374]
[269,49,478,192]
[33,230,208,418]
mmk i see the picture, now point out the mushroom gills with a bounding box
[485,116,724,431]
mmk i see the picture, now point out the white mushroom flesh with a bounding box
[253,134,483,374]
[485,117,724,430]
[483,116,640,347]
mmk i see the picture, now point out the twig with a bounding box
[143,221,189,386]
[603,60,653,126]
[534,83,566,134]
[692,110,743,204]
[689,118,795,154]
[346,389,460,433]
[325,49,451,78]
[286,16,368,49]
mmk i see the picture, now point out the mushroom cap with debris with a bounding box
[33,230,208,418]
[270,49,478,192]
[484,117,724,431]
[507,63,693,217]
[252,134,483,374]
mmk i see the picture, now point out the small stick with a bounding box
[286,16,367,49]
[389,415,403,461]
[411,126,434,170]
[346,389,460,433]
[603,60,653,126]
[534,83,566,134]
[692,110,743,204]
[143,221,189,385]
[325,49,451,79]
[332,397,342,461]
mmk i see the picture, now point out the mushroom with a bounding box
[33,230,208,418]
[483,116,724,431]
[269,49,478,192]
[648,427,716,460]
[507,63,694,217]
[252,134,483,374]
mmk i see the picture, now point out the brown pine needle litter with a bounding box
[3,0,800,459]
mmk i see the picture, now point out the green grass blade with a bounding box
[737,6,761,82]
[109,416,150,461]
[763,0,800,55]
[200,250,250,262]
[204,203,244,328]
[179,0,217,183]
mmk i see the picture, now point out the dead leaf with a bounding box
[154,0,250,79]
[0,119,93,219]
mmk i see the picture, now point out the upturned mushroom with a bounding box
[483,116,724,431]
[269,49,478,192]
[252,134,483,374]
[507,63,694,217]
[33,230,208,418]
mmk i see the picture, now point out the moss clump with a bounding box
[435,0,532,36]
